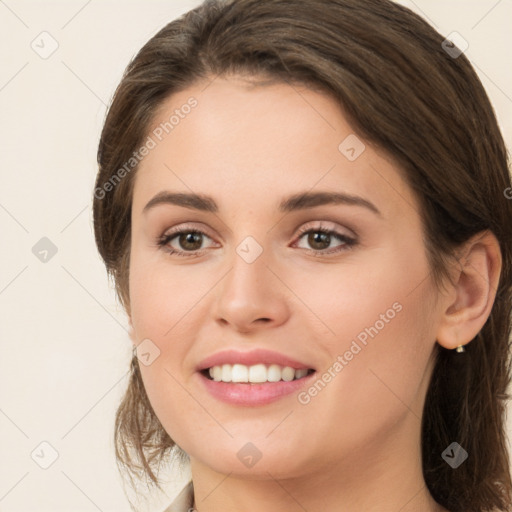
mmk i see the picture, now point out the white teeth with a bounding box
[281,366,295,382]
[212,366,222,381]
[221,364,231,382]
[295,368,308,379]
[249,364,267,383]
[267,364,282,382]
[207,364,311,383]
[232,364,249,383]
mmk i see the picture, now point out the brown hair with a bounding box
[93,0,512,510]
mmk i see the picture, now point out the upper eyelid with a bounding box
[162,222,217,242]
[295,220,355,236]
[162,220,354,238]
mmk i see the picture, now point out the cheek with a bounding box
[299,245,437,432]
[302,247,428,358]
[127,256,210,447]
[127,250,227,427]
[128,248,213,338]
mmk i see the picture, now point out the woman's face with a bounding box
[128,76,445,480]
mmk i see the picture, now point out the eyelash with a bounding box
[156,223,357,258]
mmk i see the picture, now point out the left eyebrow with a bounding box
[279,191,381,216]
[142,190,381,217]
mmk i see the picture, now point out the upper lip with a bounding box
[197,349,315,372]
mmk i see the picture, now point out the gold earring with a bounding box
[455,345,466,353]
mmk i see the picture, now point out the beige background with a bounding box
[0,1,511,511]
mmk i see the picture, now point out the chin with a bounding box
[186,436,310,479]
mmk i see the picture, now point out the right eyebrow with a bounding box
[143,191,218,213]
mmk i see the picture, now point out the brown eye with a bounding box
[177,231,204,251]
[306,231,332,250]
[157,228,215,257]
[295,227,356,254]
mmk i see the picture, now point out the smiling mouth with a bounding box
[200,364,316,384]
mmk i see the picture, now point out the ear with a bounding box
[436,230,502,350]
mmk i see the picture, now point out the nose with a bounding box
[212,244,290,334]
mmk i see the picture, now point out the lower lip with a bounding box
[197,371,316,406]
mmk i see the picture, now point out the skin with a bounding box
[127,75,501,512]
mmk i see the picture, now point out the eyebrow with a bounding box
[142,190,381,216]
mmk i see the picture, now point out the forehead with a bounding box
[132,77,415,220]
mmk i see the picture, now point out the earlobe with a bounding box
[436,230,502,350]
